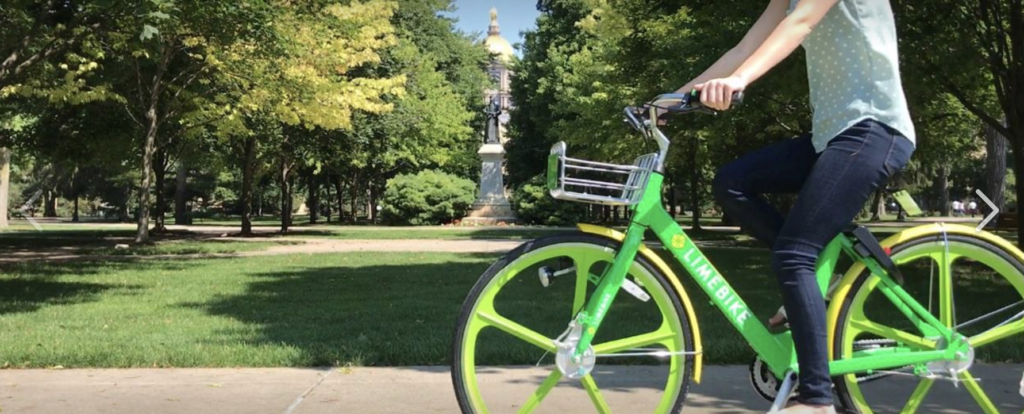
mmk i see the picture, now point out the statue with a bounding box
[485,96,501,144]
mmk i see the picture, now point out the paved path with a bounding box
[0,365,1021,413]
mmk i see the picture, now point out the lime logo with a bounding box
[671,234,686,249]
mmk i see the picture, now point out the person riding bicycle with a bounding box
[675,0,915,412]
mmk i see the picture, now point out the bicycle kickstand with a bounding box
[768,371,798,413]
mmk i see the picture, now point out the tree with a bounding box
[506,0,595,187]
[219,0,405,234]
[893,0,1024,245]
[0,0,129,228]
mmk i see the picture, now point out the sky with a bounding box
[445,1,541,52]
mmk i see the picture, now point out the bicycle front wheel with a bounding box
[451,234,694,414]
[833,234,1024,413]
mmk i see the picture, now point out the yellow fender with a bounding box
[826,223,1024,356]
[576,224,705,383]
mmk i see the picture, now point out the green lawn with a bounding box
[0,229,293,257]
[87,240,292,256]
[2,248,1018,369]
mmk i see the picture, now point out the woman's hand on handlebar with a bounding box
[695,75,747,111]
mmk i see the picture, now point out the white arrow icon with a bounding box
[19,190,43,231]
[975,189,1000,232]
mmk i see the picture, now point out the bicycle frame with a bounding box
[571,172,969,379]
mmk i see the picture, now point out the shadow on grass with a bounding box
[0,279,116,315]
[0,259,164,315]
[196,257,497,366]
[0,258,196,278]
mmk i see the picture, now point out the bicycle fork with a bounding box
[568,221,648,363]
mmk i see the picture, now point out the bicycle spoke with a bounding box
[849,318,936,350]
[899,378,933,414]
[515,370,562,414]
[593,326,676,355]
[934,253,957,328]
[572,258,594,317]
[968,318,1024,347]
[476,311,557,353]
[581,374,613,414]
[958,371,999,414]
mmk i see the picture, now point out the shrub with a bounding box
[512,174,587,226]
[381,170,476,225]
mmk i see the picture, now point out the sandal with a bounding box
[768,306,789,333]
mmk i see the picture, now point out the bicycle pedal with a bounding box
[538,266,574,288]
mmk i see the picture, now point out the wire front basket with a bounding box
[546,142,659,206]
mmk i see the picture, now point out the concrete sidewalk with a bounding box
[0,365,1021,414]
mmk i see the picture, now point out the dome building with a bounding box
[484,8,513,144]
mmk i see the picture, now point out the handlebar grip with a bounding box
[689,90,744,107]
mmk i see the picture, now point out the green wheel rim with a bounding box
[456,241,689,413]
[837,237,1024,414]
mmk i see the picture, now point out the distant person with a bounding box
[952,200,962,217]
[968,200,978,217]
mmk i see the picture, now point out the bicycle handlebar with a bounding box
[620,90,747,173]
[623,90,744,132]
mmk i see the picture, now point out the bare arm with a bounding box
[676,0,790,93]
[699,0,841,110]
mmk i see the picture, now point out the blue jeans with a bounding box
[712,119,914,405]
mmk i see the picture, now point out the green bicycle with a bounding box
[451,92,1024,413]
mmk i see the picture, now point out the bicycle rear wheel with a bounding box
[833,234,1024,413]
[451,234,693,414]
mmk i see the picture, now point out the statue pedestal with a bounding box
[463,144,518,225]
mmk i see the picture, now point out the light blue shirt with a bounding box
[789,0,916,152]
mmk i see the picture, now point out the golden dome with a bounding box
[484,8,514,62]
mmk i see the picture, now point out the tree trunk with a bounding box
[280,156,293,233]
[325,178,332,223]
[936,165,950,216]
[984,120,1008,213]
[334,175,345,222]
[307,171,319,225]
[135,51,170,244]
[121,182,131,223]
[136,110,157,243]
[152,149,167,232]
[72,197,79,222]
[367,186,376,223]
[44,189,57,217]
[0,147,10,228]
[1012,136,1024,249]
[870,189,885,221]
[240,136,256,235]
[350,175,359,224]
[174,159,190,225]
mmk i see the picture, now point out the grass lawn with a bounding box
[0,229,295,257]
[1,248,1019,369]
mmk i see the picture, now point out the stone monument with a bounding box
[463,97,517,225]
[463,9,518,225]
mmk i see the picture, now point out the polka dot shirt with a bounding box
[788,0,916,152]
